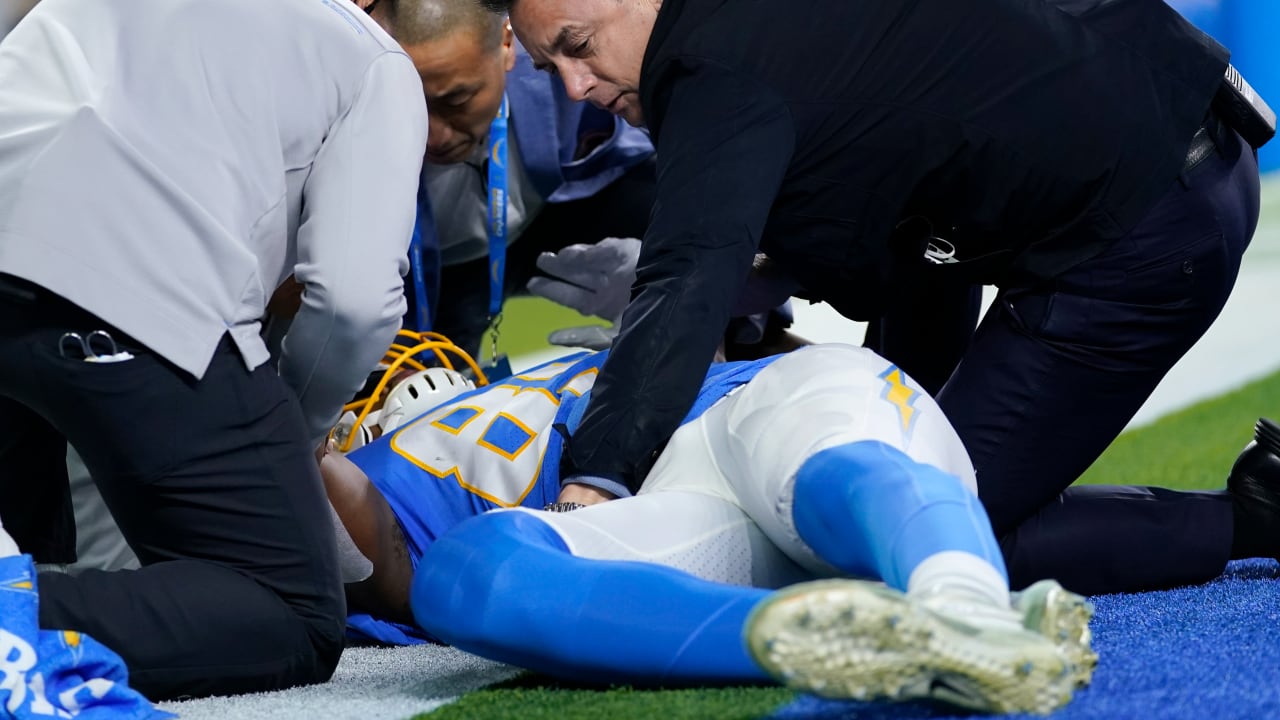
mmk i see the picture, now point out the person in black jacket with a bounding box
[486,0,1269,594]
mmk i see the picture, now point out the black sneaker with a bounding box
[1227,418,1280,559]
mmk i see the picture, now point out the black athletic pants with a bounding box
[0,277,345,700]
[938,120,1261,595]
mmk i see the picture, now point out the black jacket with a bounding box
[568,0,1229,490]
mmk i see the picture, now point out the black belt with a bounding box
[1182,112,1227,174]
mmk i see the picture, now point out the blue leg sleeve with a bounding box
[411,510,770,684]
[792,441,1006,589]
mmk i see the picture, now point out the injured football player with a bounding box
[322,337,1096,716]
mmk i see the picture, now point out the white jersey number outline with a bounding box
[389,360,596,507]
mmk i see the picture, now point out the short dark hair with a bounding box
[478,0,515,14]
[379,0,506,48]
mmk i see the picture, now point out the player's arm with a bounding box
[319,448,417,625]
[278,51,429,447]
[566,62,795,494]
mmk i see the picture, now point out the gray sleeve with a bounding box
[278,52,428,446]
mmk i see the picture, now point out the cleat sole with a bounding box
[746,579,1085,715]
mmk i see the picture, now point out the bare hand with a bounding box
[557,482,617,507]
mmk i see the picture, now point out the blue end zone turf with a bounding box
[768,559,1280,719]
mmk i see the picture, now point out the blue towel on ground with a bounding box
[0,554,172,720]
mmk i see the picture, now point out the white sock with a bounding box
[905,550,1018,630]
[906,550,1010,606]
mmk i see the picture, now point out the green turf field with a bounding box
[423,675,794,720]
[478,295,601,362]
[1076,368,1280,490]
[415,366,1280,719]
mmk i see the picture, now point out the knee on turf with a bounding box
[289,578,348,686]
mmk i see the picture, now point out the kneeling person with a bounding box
[322,345,1096,715]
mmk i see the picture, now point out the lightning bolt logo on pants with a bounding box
[878,366,920,441]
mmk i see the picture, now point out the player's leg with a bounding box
[666,344,992,588]
[648,343,1090,632]
[411,458,1088,713]
[642,343,1028,616]
[743,441,1094,709]
[791,441,1006,605]
[411,491,797,684]
[664,344,1093,709]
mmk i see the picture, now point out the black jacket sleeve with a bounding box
[564,61,795,491]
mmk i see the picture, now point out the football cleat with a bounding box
[745,579,1089,715]
[1012,579,1097,687]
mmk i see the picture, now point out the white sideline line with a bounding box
[159,645,521,720]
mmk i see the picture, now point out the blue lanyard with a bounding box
[407,186,431,332]
[486,94,510,321]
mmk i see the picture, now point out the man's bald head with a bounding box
[374,0,505,49]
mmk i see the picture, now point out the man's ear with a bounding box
[501,20,517,72]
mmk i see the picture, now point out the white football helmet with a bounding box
[376,367,475,433]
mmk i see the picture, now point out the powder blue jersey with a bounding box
[346,351,774,644]
[348,352,600,564]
